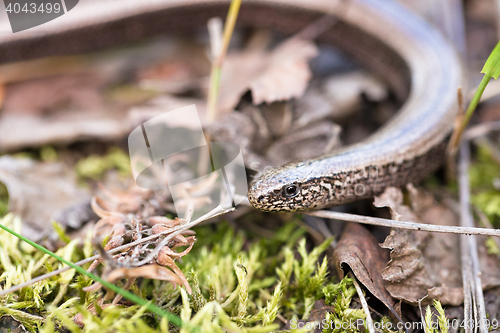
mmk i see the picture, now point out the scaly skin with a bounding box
[0,0,462,212]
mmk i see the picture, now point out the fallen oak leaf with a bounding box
[333,223,403,322]
[217,38,318,113]
[375,186,464,306]
[249,39,319,104]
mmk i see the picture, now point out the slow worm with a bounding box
[0,0,463,212]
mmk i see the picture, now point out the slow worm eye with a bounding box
[282,184,299,198]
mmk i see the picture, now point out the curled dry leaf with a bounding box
[217,38,318,113]
[106,265,183,287]
[334,223,402,321]
[88,186,196,297]
[0,156,90,242]
[374,186,463,305]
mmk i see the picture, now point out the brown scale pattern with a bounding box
[255,140,446,212]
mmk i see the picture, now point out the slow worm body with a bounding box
[248,0,464,211]
[0,0,462,212]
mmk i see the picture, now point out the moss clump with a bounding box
[469,145,500,226]
[0,213,377,332]
[0,183,8,218]
[74,147,131,180]
[424,300,449,333]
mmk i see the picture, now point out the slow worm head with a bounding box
[248,0,463,212]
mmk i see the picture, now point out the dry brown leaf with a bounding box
[217,38,318,113]
[375,186,463,305]
[210,102,340,171]
[334,223,402,321]
[0,156,90,242]
[266,121,341,166]
[88,185,195,295]
[157,247,193,293]
[3,73,105,116]
[0,114,127,153]
[208,110,270,171]
[106,265,183,287]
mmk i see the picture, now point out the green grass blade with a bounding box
[481,41,500,79]
[0,221,198,333]
[449,40,500,157]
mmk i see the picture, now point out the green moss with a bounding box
[40,146,58,163]
[0,182,8,217]
[469,145,500,226]
[424,300,448,333]
[74,147,131,180]
[321,278,365,333]
[486,237,500,257]
[0,213,386,332]
[106,85,159,105]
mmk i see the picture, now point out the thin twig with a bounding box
[206,0,242,122]
[0,206,233,297]
[418,298,430,333]
[304,210,500,236]
[459,142,488,333]
[133,205,231,266]
[349,272,375,333]
[449,73,491,155]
